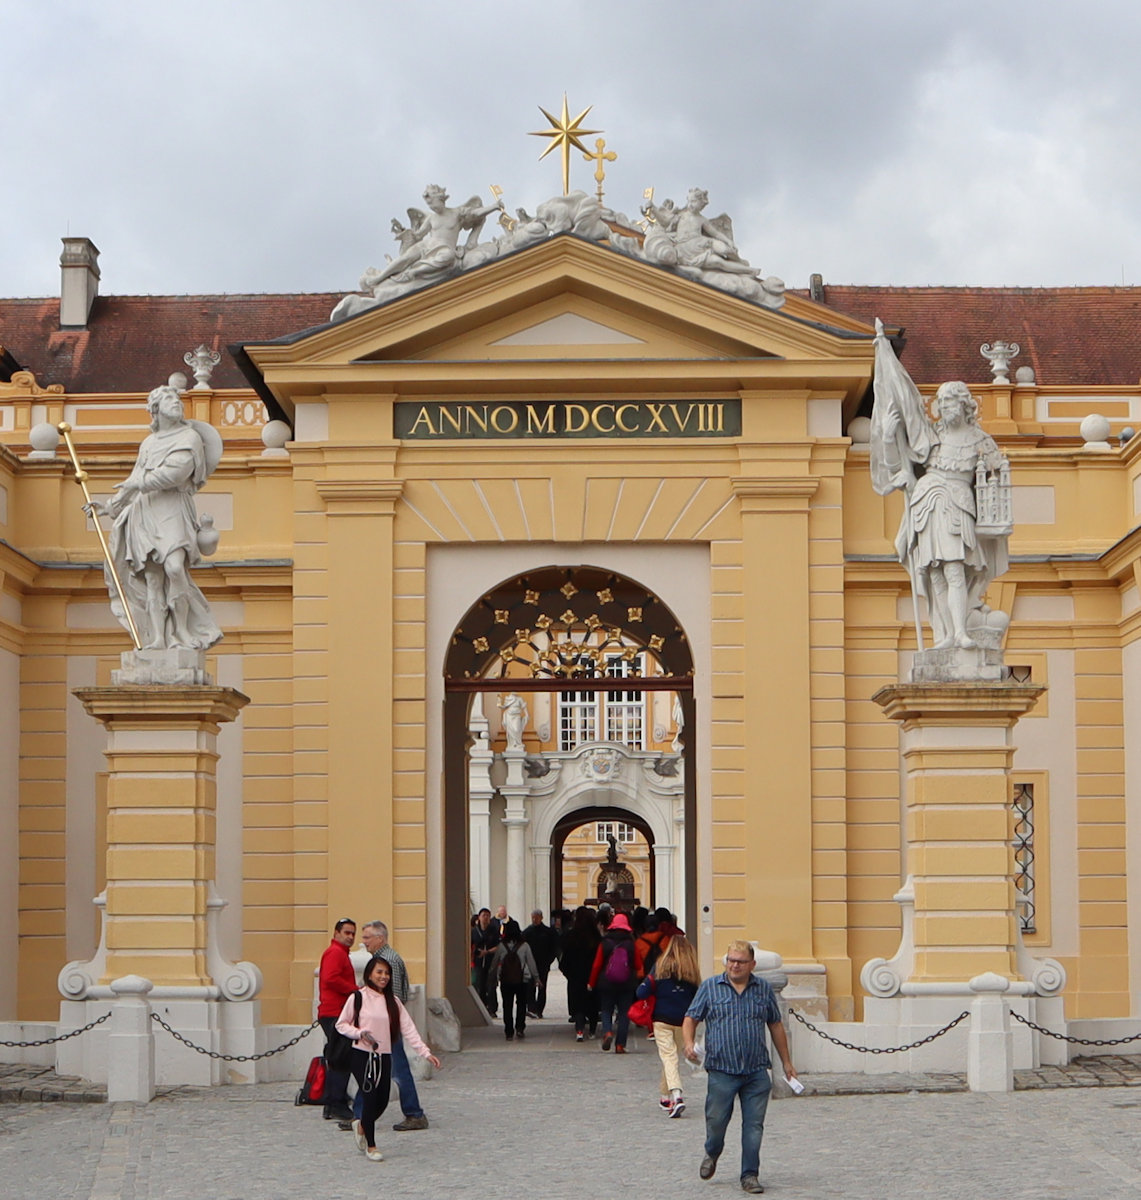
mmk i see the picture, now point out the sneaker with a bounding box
[576,1032,585,1042]
[392,1115,428,1132]
[699,1154,719,1181]
[601,1034,613,1051]
[352,1120,367,1152]
[366,1148,384,1162]
[324,1103,354,1122]
[740,1175,764,1194]
[659,1096,672,1111]
[337,1120,355,1132]
[614,1044,627,1054]
[669,1096,685,1118]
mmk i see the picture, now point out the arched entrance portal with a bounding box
[443,565,695,1022]
[551,805,656,914]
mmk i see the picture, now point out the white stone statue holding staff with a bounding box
[870,320,1011,653]
[86,384,223,651]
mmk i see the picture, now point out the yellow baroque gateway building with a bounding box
[1,231,1139,1056]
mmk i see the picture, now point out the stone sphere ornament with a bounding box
[846,416,872,444]
[261,419,291,457]
[1080,413,1112,450]
[28,422,61,459]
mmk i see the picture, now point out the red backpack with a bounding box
[295,1054,327,1106]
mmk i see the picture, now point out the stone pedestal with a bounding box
[74,684,249,987]
[501,748,529,924]
[56,682,264,1087]
[873,682,1043,983]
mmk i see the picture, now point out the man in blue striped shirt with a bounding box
[683,941,797,1195]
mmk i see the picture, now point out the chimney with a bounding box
[60,237,101,328]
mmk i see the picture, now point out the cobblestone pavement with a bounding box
[2,1022,1140,1200]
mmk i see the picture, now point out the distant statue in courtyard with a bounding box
[88,384,223,651]
[870,321,1011,651]
[499,693,528,752]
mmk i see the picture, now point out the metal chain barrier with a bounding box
[0,1011,112,1048]
[788,1006,970,1054]
[149,1013,319,1062]
[1009,1009,1141,1048]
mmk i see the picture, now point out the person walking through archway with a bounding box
[560,906,600,1041]
[588,911,643,1053]
[636,934,701,1116]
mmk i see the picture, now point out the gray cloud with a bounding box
[5,0,1141,297]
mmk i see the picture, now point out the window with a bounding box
[1011,782,1036,934]
[596,821,636,845]
[557,652,646,750]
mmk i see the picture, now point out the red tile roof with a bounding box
[0,293,340,393]
[813,285,1141,387]
[3,282,1140,394]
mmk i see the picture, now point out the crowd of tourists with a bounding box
[473,902,702,1116]
[317,907,798,1192]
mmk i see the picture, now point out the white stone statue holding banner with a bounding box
[870,320,1012,662]
[88,384,223,652]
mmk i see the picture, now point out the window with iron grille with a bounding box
[557,653,646,750]
[559,689,598,749]
[1011,782,1036,933]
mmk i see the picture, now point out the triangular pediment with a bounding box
[491,312,645,346]
[240,236,877,416]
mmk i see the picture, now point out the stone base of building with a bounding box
[791,990,1069,1075]
[55,992,265,1088]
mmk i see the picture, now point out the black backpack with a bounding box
[500,945,524,985]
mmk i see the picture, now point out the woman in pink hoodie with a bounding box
[336,957,441,1160]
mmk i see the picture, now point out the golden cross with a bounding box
[529,94,600,195]
[583,137,617,204]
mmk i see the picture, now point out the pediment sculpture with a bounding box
[330,181,785,321]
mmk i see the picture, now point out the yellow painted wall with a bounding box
[1,248,1139,1025]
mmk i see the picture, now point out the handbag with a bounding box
[325,1030,354,1072]
[628,976,656,1029]
[325,989,361,1071]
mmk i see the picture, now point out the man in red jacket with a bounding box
[318,917,357,1122]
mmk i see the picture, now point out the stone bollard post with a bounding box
[967,972,1013,1093]
[755,950,793,1100]
[107,975,156,1103]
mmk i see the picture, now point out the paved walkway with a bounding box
[2,1020,1140,1200]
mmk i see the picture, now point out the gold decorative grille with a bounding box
[447,566,691,681]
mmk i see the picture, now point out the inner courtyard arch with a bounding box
[440,560,697,1021]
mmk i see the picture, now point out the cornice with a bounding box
[315,478,404,513]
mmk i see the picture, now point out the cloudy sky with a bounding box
[5,0,1141,299]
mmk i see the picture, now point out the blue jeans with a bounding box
[353,1037,424,1120]
[596,985,636,1048]
[703,1067,772,1180]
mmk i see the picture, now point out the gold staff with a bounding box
[57,421,143,650]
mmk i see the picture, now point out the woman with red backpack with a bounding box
[587,911,645,1053]
[635,934,701,1116]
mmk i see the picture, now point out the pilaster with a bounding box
[873,682,1044,982]
[731,476,820,960]
[73,685,249,987]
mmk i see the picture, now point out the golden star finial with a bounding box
[529,94,601,196]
